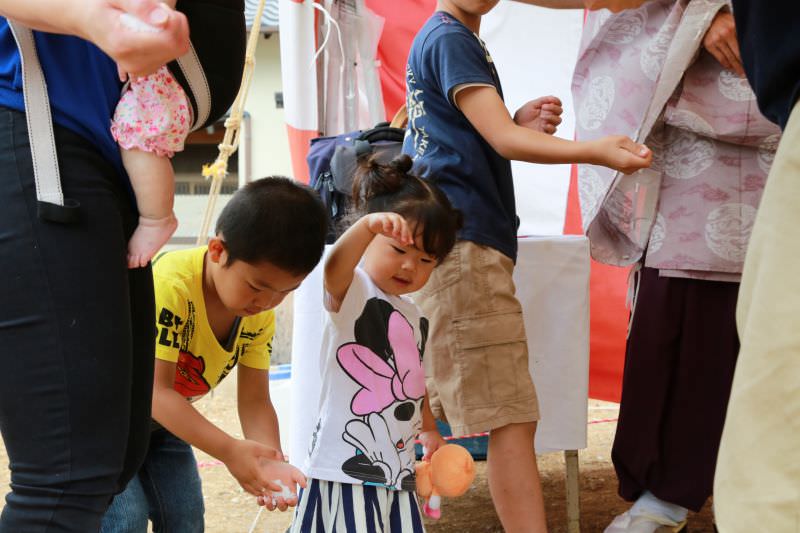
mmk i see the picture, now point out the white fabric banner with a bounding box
[278,0,318,131]
[482,2,584,236]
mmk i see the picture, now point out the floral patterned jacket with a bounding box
[572,0,780,280]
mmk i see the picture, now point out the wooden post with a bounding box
[565,449,581,533]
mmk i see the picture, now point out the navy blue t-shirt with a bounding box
[403,11,518,261]
[0,19,125,178]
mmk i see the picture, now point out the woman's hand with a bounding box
[80,0,190,78]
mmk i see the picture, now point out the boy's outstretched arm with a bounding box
[455,85,651,174]
[324,213,413,306]
[151,359,291,497]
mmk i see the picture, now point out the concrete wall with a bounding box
[243,33,293,182]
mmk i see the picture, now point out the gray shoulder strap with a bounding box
[8,22,62,204]
[8,20,208,221]
[177,43,210,131]
[8,21,79,222]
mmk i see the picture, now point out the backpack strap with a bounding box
[8,21,80,223]
[358,125,405,144]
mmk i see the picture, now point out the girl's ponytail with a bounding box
[350,152,461,261]
[352,154,414,211]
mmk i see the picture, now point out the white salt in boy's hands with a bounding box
[587,135,652,175]
[254,461,307,512]
[513,96,563,135]
[364,212,414,246]
[222,439,306,501]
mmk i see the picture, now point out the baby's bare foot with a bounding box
[127,213,178,268]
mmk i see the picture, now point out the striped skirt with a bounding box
[289,479,426,533]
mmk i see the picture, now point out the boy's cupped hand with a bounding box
[255,461,308,512]
[223,439,306,507]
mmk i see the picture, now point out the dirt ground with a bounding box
[0,372,715,533]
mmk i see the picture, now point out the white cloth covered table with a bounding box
[287,235,590,465]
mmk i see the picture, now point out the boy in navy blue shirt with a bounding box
[404,1,651,530]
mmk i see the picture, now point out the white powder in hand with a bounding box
[119,13,162,34]
[271,480,295,500]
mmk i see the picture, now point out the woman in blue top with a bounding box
[0,1,188,531]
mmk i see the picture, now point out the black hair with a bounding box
[214,176,328,275]
[351,154,462,262]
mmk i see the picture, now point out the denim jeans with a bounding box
[0,108,155,532]
[100,429,205,533]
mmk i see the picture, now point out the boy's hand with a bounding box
[583,0,647,11]
[254,461,308,512]
[513,96,563,135]
[364,213,413,246]
[221,439,286,496]
[590,136,652,175]
[418,430,447,462]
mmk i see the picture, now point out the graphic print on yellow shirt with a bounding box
[153,247,275,401]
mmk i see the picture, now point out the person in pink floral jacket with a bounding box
[571,1,781,532]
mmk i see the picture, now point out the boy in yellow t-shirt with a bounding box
[101,177,328,533]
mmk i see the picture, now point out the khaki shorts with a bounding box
[414,240,539,436]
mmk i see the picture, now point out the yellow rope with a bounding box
[196,0,268,245]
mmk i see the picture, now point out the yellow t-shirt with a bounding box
[152,246,275,402]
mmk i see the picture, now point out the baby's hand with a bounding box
[591,135,652,175]
[418,430,447,462]
[254,460,307,512]
[364,212,413,246]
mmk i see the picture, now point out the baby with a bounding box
[112,9,187,268]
